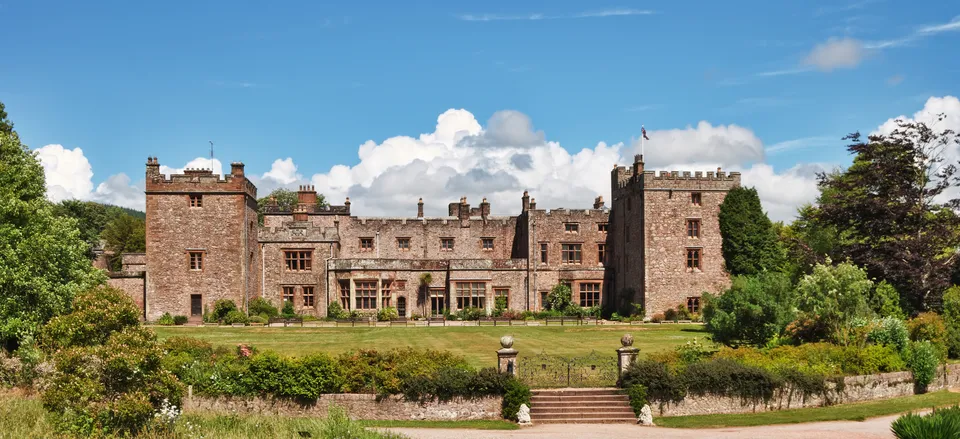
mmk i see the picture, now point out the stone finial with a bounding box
[621,333,634,347]
[500,335,514,349]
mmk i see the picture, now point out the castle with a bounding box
[111,155,740,320]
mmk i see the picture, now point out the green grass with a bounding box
[359,420,518,430]
[657,390,960,428]
[153,324,705,368]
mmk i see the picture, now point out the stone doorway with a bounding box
[397,296,407,317]
[190,294,202,316]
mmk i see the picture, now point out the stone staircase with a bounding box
[529,388,636,424]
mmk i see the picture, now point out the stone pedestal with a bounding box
[498,335,519,376]
[617,334,639,380]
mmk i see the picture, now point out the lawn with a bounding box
[153,324,705,368]
[657,390,960,428]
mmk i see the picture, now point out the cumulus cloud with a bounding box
[34,144,94,203]
[803,37,866,71]
[628,121,766,167]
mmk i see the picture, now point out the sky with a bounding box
[2,0,959,220]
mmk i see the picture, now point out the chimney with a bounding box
[297,185,317,210]
[459,196,470,221]
[292,204,308,222]
[529,198,536,210]
[417,198,424,218]
[633,154,644,177]
[480,197,490,219]
[522,190,530,212]
[593,196,605,209]
[344,197,351,214]
[146,156,160,179]
[231,162,245,177]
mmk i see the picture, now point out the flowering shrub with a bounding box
[157,312,175,326]
[40,285,184,437]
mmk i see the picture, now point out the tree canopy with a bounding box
[703,272,795,347]
[814,118,960,311]
[718,186,785,275]
[256,188,327,224]
[0,107,103,351]
[101,214,146,270]
[52,200,144,259]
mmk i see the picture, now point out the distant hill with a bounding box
[52,200,145,258]
[114,205,146,219]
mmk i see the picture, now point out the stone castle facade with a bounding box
[124,155,739,320]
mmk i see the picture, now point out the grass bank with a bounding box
[154,324,705,368]
[657,390,960,428]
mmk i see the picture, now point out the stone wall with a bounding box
[653,364,960,417]
[106,273,145,319]
[184,394,502,421]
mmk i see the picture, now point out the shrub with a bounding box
[249,297,279,318]
[908,340,939,392]
[173,315,188,325]
[626,384,648,417]
[493,296,508,317]
[676,304,692,321]
[376,307,399,322]
[664,308,678,322]
[891,405,960,439]
[249,351,342,400]
[618,360,686,403]
[402,366,511,403]
[908,313,948,353]
[704,272,796,347]
[40,286,184,437]
[327,301,347,320]
[796,261,874,344]
[456,307,484,321]
[212,299,238,321]
[248,315,266,324]
[683,359,782,403]
[157,312,175,326]
[870,281,905,319]
[675,338,709,364]
[339,348,470,396]
[867,317,909,354]
[501,378,531,421]
[650,313,664,323]
[943,286,960,359]
[281,300,296,318]
[222,310,248,325]
[545,284,573,312]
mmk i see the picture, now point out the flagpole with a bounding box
[641,125,645,159]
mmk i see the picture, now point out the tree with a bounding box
[52,200,145,259]
[100,214,146,270]
[815,118,960,311]
[0,101,13,135]
[795,260,874,344]
[545,284,573,312]
[776,203,843,283]
[703,272,796,347]
[718,186,785,275]
[0,111,103,351]
[256,188,327,224]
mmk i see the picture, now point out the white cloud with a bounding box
[741,163,828,221]
[159,157,223,177]
[627,121,766,168]
[766,136,838,155]
[803,38,866,71]
[34,144,94,203]
[457,9,652,21]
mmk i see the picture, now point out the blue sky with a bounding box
[2,1,959,219]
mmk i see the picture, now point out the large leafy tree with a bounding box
[0,101,13,135]
[703,272,796,347]
[796,260,875,344]
[718,186,785,275]
[52,200,143,259]
[815,117,960,311]
[101,214,146,271]
[0,112,103,351]
[256,188,327,224]
[776,203,844,282]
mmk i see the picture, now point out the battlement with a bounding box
[144,157,257,198]
[647,169,740,181]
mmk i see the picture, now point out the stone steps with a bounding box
[529,388,635,424]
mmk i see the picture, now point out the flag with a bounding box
[641,126,649,141]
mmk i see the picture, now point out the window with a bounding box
[579,282,601,307]
[687,297,701,313]
[303,286,315,307]
[189,194,202,208]
[561,244,582,264]
[339,280,350,310]
[686,248,702,270]
[284,250,312,271]
[440,238,455,251]
[360,238,374,252]
[355,281,377,309]
[540,243,548,264]
[188,251,203,270]
[456,282,486,309]
[564,223,579,233]
[687,219,701,238]
[597,243,606,264]
[691,192,702,206]
[481,238,494,251]
[539,291,549,310]
[494,288,509,308]
[598,223,609,233]
[430,288,445,316]
[282,286,295,304]
[397,238,410,251]
[381,281,392,308]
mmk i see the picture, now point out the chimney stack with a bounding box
[297,185,317,212]
[480,197,490,219]
[344,197,351,214]
[417,197,424,218]
[231,162,245,177]
[529,198,536,210]
[292,205,308,222]
[522,190,530,212]
[633,154,644,177]
[146,157,160,179]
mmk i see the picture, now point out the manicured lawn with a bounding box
[657,390,960,428]
[153,324,705,368]
[359,420,518,430]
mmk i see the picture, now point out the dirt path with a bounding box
[382,414,901,439]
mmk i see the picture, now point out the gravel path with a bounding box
[381,414,902,439]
